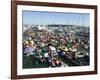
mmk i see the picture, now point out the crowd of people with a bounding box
[23,29,89,67]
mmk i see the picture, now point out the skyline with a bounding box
[22,11,90,27]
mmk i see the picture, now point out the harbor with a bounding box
[23,24,90,68]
